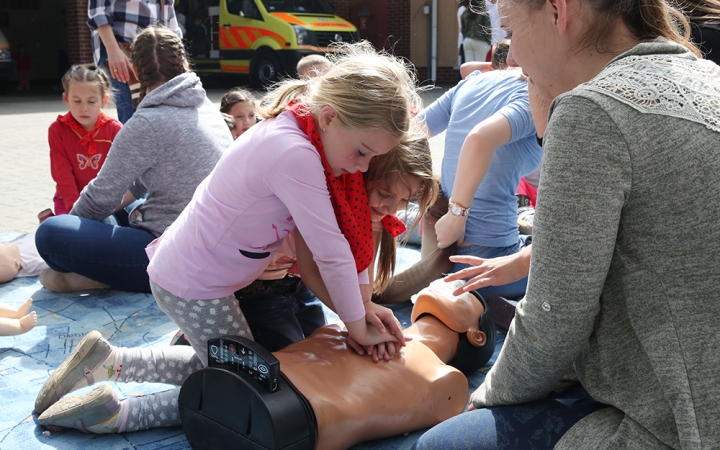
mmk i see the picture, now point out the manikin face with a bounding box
[227,102,257,136]
[499,0,569,101]
[367,173,422,224]
[63,82,109,131]
[412,278,487,345]
[318,106,399,177]
[0,242,21,284]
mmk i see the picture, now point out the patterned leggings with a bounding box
[113,280,254,432]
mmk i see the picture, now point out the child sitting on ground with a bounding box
[219,87,257,137]
[296,54,332,79]
[41,64,122,222]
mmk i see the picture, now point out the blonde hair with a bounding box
[61,64,113,103]
[259,41,420,142]
[365,131,439,294]
[220,87,256,113]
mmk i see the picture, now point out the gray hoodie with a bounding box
[71,72,231,237]
[473,40,720,449]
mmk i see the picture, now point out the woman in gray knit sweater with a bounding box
[35,27,231,294]
[413,0,720,449]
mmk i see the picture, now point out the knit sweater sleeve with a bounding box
[472,94,632,407]
[71,115,159,220]
[48,122,81,211]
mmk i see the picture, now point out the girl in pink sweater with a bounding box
[34,42,425,436]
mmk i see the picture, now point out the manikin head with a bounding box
[411,278,496,373]
[0,242,21,284]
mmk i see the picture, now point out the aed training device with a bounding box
[178,336,317,450]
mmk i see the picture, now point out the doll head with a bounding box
[0,242,21,284]
[411,278,496,374]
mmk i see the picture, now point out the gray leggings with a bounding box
[113,280,254,432]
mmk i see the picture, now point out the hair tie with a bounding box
[71,66,78,72]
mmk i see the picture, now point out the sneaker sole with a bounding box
[38,384,117,429]
[35,330,110,414]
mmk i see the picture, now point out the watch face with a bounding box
[450,204,461,216]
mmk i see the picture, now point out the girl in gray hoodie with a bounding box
[35,26,232,293]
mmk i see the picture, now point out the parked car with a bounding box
[0,29,12,89]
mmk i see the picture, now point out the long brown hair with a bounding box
[131,26,188,101]
[365,134,438,294]
[507,0,701,56]
[675,0,720,23]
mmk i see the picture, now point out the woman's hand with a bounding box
[435,213,467,249]
[97,24,133,83]
[444,246,532,295]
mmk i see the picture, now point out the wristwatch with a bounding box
[448,200,471,217]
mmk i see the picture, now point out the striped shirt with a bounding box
[87,0,183,66]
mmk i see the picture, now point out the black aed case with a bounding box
[179,336,317,450]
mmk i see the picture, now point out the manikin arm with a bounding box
[435,113,513,248]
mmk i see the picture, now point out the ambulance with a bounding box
[192,0,358,86]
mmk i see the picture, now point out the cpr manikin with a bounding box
[180,278,495,450]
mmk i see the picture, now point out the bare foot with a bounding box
[17,298,33,317]
[20,311,37,332]
[40,269,111,293]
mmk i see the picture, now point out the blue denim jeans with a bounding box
[451,236,532,300]
[98,45,135,124]
[35,214,155,293]
[412,384,606,450]
[235,276,326,352]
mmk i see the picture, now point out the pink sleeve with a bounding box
[265,148,366,323]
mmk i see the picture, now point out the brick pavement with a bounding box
[0,84,447,234]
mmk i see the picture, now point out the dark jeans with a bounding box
[235,276,326,352]
[35,214,155,293]
[411,384,607,450]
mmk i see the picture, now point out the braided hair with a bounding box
[131,26,188,101]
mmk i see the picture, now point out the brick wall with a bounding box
[327,0,349,20]
[387,0,409,59]
[66,0,93,65]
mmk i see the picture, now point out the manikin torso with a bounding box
[274,281,485,450]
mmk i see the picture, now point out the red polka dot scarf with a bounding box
[288,101,374,273]
[381,214,406,238]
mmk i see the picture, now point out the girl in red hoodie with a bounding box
[46,64,122,217]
